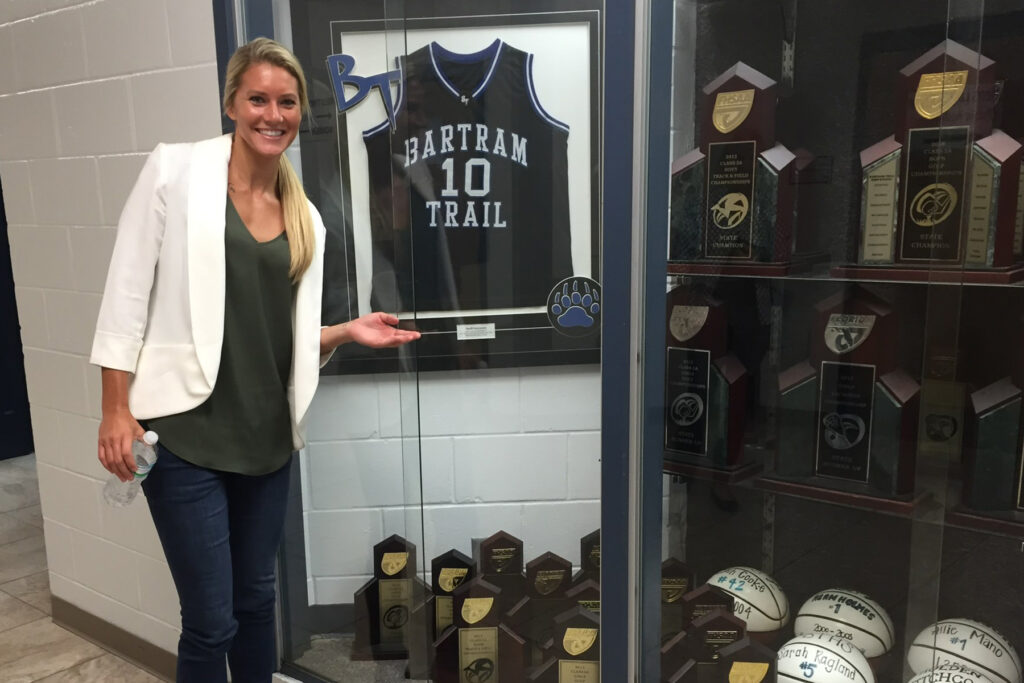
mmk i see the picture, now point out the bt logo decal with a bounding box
[325,54,400,130]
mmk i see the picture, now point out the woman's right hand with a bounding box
[99,408,144,482]
[98,368,144,482]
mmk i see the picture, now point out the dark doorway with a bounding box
[0,178,34,460]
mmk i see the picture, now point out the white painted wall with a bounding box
[1,0,605,656]
[0,0,221,654]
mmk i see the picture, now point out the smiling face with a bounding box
[226,62,301,160]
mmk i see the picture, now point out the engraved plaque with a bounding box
[558,660,599,682]
[459,627,499,683]
[665,348,711,456]
[1015,162,1024,257]
[379,578,412,642]
[705,141,757,259]
[860,143,901,264]
[899,126,970,262]
[816,361,876,482]
[964,146,999,266]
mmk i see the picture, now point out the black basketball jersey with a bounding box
[364,39,573,312]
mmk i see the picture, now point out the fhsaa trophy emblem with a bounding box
[713,89,754,133]
[823,314,876,355]
[914,70,967,120]
[669,305,710,343]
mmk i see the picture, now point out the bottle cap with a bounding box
[143,431,159,446]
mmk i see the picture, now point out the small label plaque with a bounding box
[457,323,496,341]
[558,659,600,683]
[816,362,875,482]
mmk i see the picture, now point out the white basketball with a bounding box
[907,619,1021,683]
[908,662,994,683]
[778,631,875,683]
[707,566,789,632]
[794,588,895,658]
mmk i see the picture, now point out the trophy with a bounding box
[776,289,920,497]
[433,577,527,683]
[473,530,526,614]
[662,608,749,681]
[662,558,697,643]
[352,534,430,659]
[677,584,735,625]
[566,579,600,616]
[664,287,749,470]
[526,607,601,682]
[670,62,795,265]
[572,529,600,587]
[858,40,1022,270]
[433,549,476,637]
[506,552,575,666]
[963,377,1023,512]
[407,549,476,679]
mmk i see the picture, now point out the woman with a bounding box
[90,38,418,682]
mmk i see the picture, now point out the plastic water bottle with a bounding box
[103,431,159,507]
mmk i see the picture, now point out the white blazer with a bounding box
[90,134,329,449]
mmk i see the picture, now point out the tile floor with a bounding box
[0,453,164,682]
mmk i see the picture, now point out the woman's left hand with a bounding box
[343,312,421,349]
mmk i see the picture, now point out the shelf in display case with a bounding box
[667,251,829,278]
[756,475,930,516]
[830,262,1024,285]
[945,506,1024,538]
[662,455,762,484]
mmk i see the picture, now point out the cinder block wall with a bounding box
[302,367,601,603]
[0,0,221,653]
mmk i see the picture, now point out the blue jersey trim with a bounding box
[526,53,570,134]
[362,57,405,139]
[429,39,504,101]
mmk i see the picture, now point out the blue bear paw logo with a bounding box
[547,277,601,337]
[551,280,600,328]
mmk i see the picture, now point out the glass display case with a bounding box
[639,1,1024,681]
[224,1,636,681]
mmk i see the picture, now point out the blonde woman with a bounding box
[91,38,418,682]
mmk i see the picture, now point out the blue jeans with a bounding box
[142,444,291,683]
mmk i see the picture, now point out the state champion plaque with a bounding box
[665,347,711,456]
[706,139,757,259]
[816,361,875,482]
[899,125,970,262]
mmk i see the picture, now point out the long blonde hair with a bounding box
[223,37,314,283]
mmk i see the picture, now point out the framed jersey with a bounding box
[289,0,602,373]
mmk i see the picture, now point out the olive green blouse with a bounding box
[148,196,294,475]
